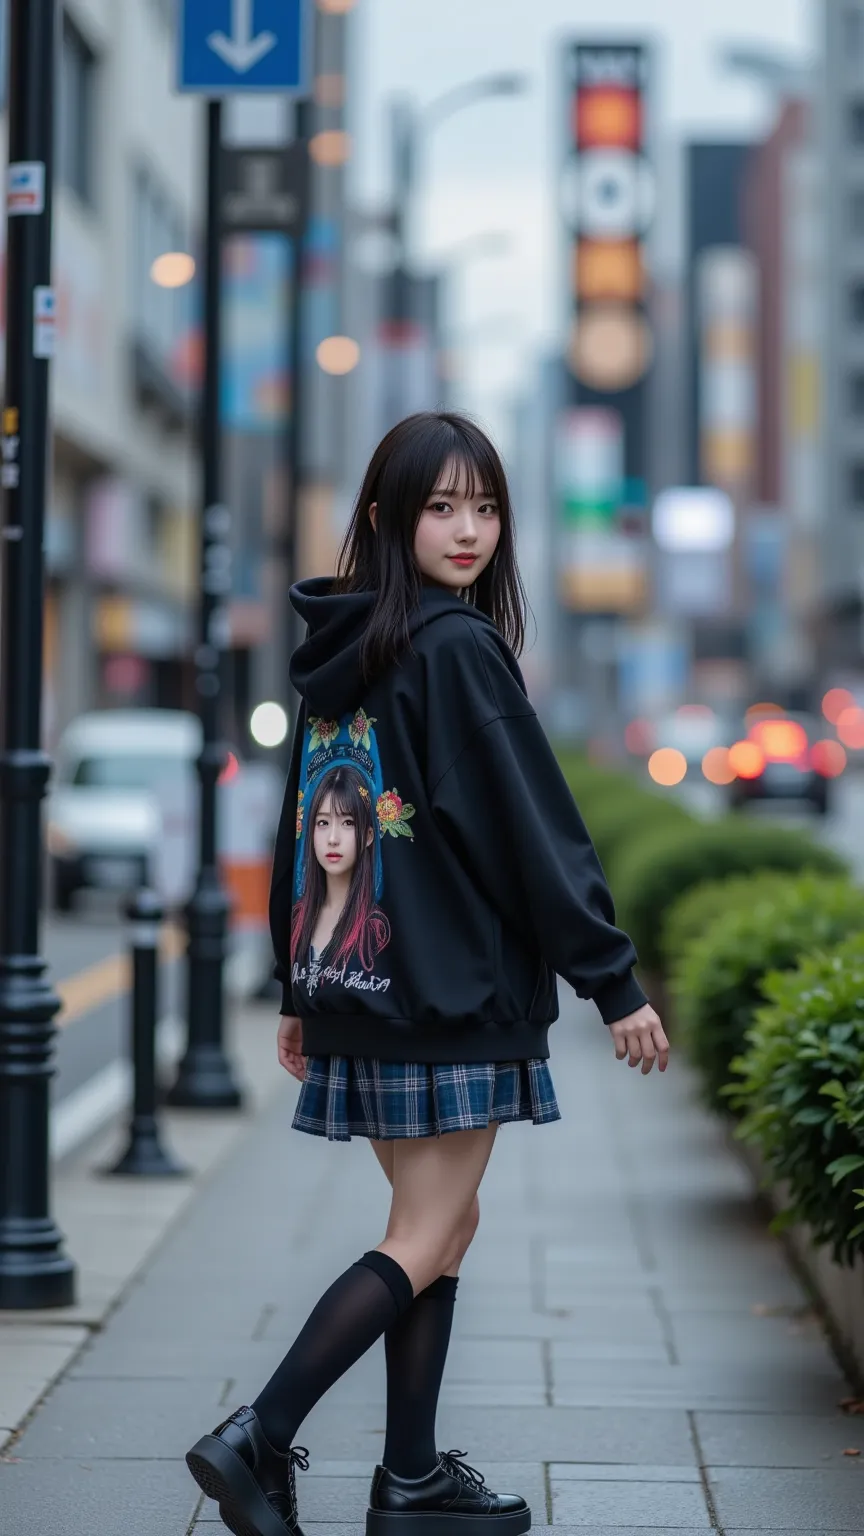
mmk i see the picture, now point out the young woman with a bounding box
[186,411,669,1536]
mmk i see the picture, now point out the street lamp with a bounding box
[391,71,530,265]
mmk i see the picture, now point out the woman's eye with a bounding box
[479,503,499,517]
[429,501,451,514]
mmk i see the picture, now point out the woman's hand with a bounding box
[608,1003,669,1074]
[277,1014,306,1081]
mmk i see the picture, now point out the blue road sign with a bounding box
[177,0,311,95]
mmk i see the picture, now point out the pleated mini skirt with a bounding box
[292,1055,561,1141]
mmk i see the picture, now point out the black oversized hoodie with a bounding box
[268,576,647,1063]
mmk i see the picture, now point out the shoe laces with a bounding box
[439,1450,486,1492]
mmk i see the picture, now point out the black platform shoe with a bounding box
[186,1405,309,1536]
[366,1448,531,1536]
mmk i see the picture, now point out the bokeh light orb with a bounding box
[251,702,289,749]
[836,706,864,750]
[150,252,196,288]
[648,747,687,787]
[728,740,765,780]
[316,335,360,375]
[822,688,855,725]
[702,747,735,786]
[811,739,847,778]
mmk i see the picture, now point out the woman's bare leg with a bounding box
[375,1126,495,1293]
[370,1137,480,1278]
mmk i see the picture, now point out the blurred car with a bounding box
[726,710,839,816]
[46,709,202,911]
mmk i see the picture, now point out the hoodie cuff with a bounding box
[592,970,649,1026]
[280,979,295,1016]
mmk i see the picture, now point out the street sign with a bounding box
[220,144,308,232]
[177,0,311,95]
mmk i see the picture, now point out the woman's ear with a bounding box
[368,502,377,531]
[366,826,374,849]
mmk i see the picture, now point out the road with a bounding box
[43,891,276,1161]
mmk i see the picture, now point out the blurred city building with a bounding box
[816,0,864,677]
[0,1,203,748]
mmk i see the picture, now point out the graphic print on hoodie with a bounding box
[269,576,648,1064]
[291,708,416,1002]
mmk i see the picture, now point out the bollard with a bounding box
[106,889,187,1179]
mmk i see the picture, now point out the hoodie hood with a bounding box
[289,575,493,718]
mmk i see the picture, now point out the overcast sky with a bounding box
[347,0,814,441]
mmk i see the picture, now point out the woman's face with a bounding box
[312,791,371,877]
[411,458,501,590]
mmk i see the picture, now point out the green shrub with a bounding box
[724,935,864,1266]
[611,818,847,975]
[583,791,694,874]
[671,875,864,1111]
[661,873,784,971]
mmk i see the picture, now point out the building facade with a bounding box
[817,0,864,674]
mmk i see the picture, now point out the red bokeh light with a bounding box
[811,739,847,778]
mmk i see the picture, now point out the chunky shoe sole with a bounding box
[366,1507,531,1536]
[186,1434,292,1536]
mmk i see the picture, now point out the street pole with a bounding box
[168,101,243,1110]
[285,99,312,683]
[0,0,75,1308]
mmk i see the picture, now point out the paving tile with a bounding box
[551,1355,847,1412]
[549,1464,701,1482]
[708,1467,864,1528]
[550,1477,710,1526]
[0,1458,199,1536]
[694,1412,864,1468]
[14,1376,228,1459]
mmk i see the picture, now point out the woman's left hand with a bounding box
[608,1003,669,1074]
[277,1014,307,1080]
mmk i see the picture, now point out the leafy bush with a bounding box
[611,818,847,974]
[661,873,784,972]
[581,790,694,874]
[724,935,864,1266]
[671,876,864,1110]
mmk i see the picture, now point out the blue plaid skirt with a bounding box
[292,1056,561,1141]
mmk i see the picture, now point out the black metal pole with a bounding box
[168,101,243,1110]
[285,99,311,682]
[107,890,186,1178]
[0,0,75,1310]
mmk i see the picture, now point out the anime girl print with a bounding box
[290,709,414,1000]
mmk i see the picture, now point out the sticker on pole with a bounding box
[8,162,45,215]
[33,287,57,359]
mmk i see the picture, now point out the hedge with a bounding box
[610,818,847,974]
[724,935,864,1266]
[670,875,864,1111]
[661,872,784,973]
[581,791,694,876]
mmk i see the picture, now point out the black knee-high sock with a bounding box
[252,1250,414,1453]
[383,1275,459,1478]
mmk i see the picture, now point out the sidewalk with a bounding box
[2,990,863,1534]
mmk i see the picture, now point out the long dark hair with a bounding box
[291,765,390,973]
[335,411,527,682]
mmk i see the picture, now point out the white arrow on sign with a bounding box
[208,0,277,74]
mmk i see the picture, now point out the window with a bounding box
[57,13,97,205]
[130,164,196,418]
[850,461,864,505]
